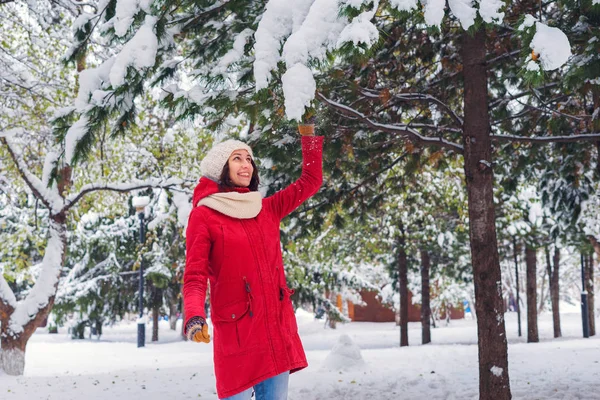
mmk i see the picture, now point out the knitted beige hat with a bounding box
[200,139,254,182]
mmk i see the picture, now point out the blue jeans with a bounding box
[222,371,290,400]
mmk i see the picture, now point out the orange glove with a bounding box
[186,317,211,343]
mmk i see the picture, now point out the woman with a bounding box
[183,124,323,400]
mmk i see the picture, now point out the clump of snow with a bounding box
[519,14,537,30]
[65,115,90,164]
[114,0,143,37]
[282,64,316,121]
[526,60,540,71]
[478,0,505,23]
[253,0,314,91]
[389,0,418,11]
[490,365,503,377]
[321,334,365,371]
[132,195,151,208]
[530,22,572,71]
[216,28,254,73]
[171,191,192,230]
[282,0,347,65]
[337,0,380,48]
[110,15,158,87]
[424,0,446,26]
[449,0,476,29]
[75,58,116,111]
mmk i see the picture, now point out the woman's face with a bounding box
[227,149,253,187]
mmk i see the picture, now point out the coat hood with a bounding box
[192,177,251,207]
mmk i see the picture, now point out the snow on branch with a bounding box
[8,220,64,336]
[255,0,571,121]
[521,16,572,72]
[1,137,63,214]
[491,133,600,144]
[0,275,17,310]
[109,15,159,88]
[63,177,185,213]
[316,92,464,153]
[253,0,315,91]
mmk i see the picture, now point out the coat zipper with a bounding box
[241,219,279,369]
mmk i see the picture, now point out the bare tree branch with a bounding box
[486,50,521,66]
[489,82,559,109]
[360,88,464,128]
[63,177,186,213]
[491,133,600,144]
[316,92,464,154]
[1,137,63,213]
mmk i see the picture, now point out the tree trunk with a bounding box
[461,28,511,400]
[181,297,187,340]
[587,252,595,336]
[150,284,162,342]
[398,230,409,347]
[169,301,178,331]
[0,217,66,375]
[551,247,561,338]
[538,259,548,314]
[589,235,600,260]
[152,305,159,342]
[525,245,539,343]
[420,248,431,345]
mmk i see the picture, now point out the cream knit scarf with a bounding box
[197,191,262,219]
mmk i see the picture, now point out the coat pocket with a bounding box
[279,286,299,336]
[212,300,250,356]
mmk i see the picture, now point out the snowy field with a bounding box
[1,308,599,400]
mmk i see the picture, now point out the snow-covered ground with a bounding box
[1,308,599,400]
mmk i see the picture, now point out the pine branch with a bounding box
[486,50,521,66]
[316,92,464,154]
[63,177,186,213]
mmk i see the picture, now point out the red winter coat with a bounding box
[183,136,323,399]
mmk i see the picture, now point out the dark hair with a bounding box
[218,159,260,192]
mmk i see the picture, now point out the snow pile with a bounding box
[321,334,365,371]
